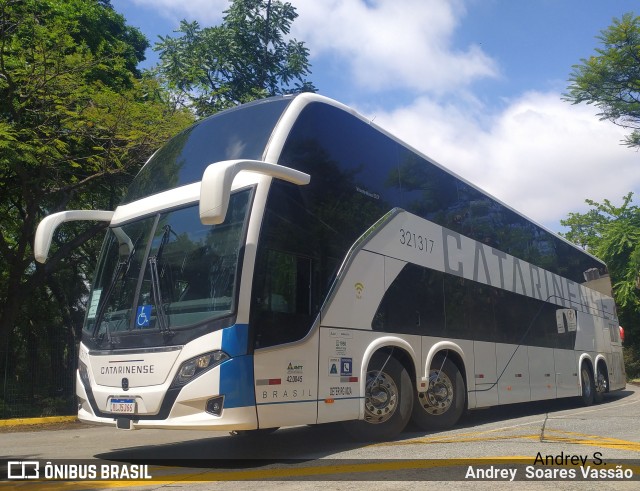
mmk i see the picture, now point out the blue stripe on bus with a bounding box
[221,323,249,357]
[219,355,255,408]
[220,324,254,408]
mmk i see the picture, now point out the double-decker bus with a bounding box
[35,93,625,441]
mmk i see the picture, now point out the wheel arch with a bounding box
[358,337,418,419]
[578,353,595,386]
[424,341,468,392]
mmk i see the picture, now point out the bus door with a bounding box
[251,250,319,429]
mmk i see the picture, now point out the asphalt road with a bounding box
[2,385,640,490]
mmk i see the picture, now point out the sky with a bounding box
[112,0,640,233]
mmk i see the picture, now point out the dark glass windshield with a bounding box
[84,189,252,338]
[123,98,292,203]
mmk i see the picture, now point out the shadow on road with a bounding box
[94,389,635,470]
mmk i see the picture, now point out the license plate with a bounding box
[110,398,135,414]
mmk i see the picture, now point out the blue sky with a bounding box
[112,0,640,232]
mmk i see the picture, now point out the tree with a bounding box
[561,193,640,376]
[565,13,640,148]
[0,0,193,414]
[154,0,316,117]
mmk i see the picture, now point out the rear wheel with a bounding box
[342,352,413,441]
[411,355,465,430]
[594,362,608,404]
[580,365,595,406]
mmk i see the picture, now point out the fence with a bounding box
[0,333,77,419]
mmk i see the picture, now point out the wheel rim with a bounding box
[364,370,398,424]
[596,368,608,394]
[418,369,454,416]
[581,368,592,398]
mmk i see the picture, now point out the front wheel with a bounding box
[342,353,413,441]
[411,355,465,431]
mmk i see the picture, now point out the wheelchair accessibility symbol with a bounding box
[136,305,151,327]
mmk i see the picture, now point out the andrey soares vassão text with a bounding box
[464,453,635,481]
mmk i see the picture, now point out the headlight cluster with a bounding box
[78,360,91,388]
[171,350,229,388]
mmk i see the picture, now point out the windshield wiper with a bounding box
[92,242,137,343]
[148,225,174,337]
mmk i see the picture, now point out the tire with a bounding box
[342,352,413,441]
[411,355,465,431]
[594,362,608,404]
[580,365,595,406]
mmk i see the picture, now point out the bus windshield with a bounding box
[84,189,252,338]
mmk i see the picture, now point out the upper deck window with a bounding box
[123,98,292,203]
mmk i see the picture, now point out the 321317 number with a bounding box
[399,228,434,253]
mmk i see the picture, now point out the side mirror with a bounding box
[34,210,114,263]
[199,160,310,225]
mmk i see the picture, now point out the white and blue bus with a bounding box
[35,93,625,440]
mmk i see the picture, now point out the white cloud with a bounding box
[121,0,498,94]
[293,0,498,93]
[117,0,639,233]
[369,92,640,231]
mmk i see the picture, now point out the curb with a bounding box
[0,415,77,427]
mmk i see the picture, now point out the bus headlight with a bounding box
[78,360,90,388]
[171,351,229,388]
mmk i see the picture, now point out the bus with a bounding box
[34,93,625,441]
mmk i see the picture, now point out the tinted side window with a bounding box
[374,264,566,348]
[372,264,445,336]
[280,103,403,209]
[252,182,340,349]
[280,101,611,311]
[396,145,607,286]
[125,98,291,202]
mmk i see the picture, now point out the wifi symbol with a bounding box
[354,282,364,299]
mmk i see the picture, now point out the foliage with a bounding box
[561,193,640,355]
[0,0,194,409]
[565,13,640,148]
[624,346,640,380]
[154,0,316,117]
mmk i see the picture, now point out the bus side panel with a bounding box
[322,251,386,330]
[575,311,597,352]
[554,348,580,397]
[472,341,498,407]
[609,351,625,390]
[253,329,319,429]
[600,318,625,391]
[317,326,364,424]
[528,346,556,400]
[317,250,387,423]
[496,344,531,404]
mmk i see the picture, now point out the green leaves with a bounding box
[0,0,193,367]
[154,0,316,117]
[565,13,640,148]
[561,193,640,351]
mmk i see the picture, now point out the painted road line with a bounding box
[0,416,76,427]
